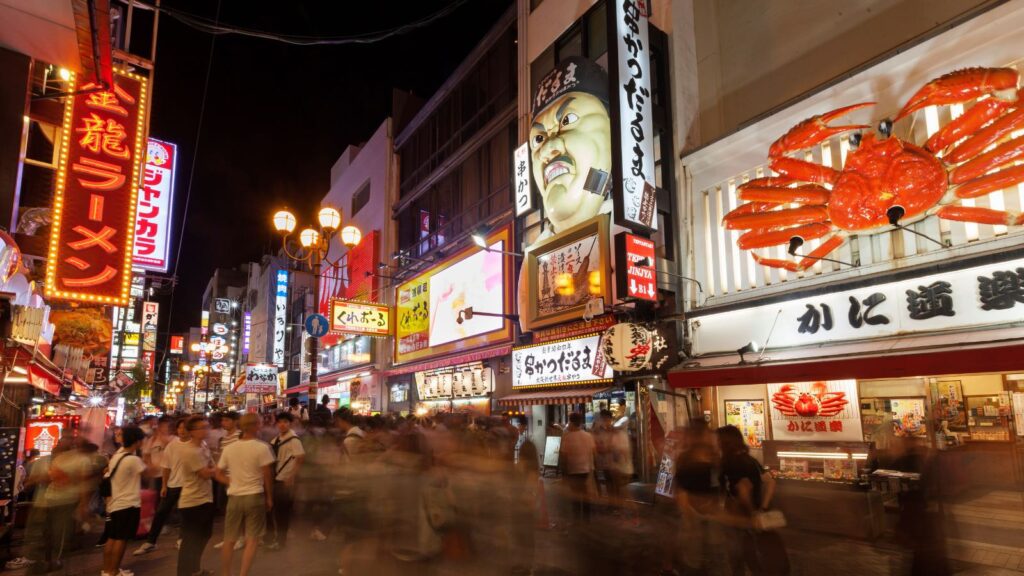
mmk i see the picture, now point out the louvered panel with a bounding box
[707,186,725,297]
[721,179,740,294]
[736,173,753,291]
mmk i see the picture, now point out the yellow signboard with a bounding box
[330,299,391,337]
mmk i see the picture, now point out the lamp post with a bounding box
[272,206,361,414]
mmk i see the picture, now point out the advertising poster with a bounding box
[654,436,677,498]
[890,398,927,438]
[142,301,159,352]
[429,242,505,347]
[768,380,863,442]
[396,277,430,356]
[536,233,602,317]
[724,400,767,448]
[512,334,613,389]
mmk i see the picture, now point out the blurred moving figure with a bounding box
[176,416,216,576]
[559,412,596,525]
[216,414,275,576]
[267,412,304,549]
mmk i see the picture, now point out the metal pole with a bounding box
[308,257,320,413]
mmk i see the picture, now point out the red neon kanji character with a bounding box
[63,265,117,287]
[135,237,157,255]
[814,421,827,432]
[137,204,159,219]
[829,420,844,432]
[80,83,136,117]
[67,225,117,253]
[73,158,125,191]
[76,114,130,159]
[137,220,158,237]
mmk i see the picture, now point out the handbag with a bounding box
[752,509,787,531]
[99,453,129,498]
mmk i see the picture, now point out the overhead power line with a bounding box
[134,0,470,46]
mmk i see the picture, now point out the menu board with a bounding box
[724,400,767,448]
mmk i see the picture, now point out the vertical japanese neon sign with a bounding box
[274,270,288,366]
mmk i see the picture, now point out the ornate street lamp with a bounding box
[271,205,361,413]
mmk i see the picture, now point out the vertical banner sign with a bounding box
[242,311,251,354]
[274,270,288,366]
[133,138,175,271]
[614,232,657,301]
[142,301,159,351]
[169,335,184,355]
[513,142,532,216]
[47,70,149,305]
[608,0,658,231]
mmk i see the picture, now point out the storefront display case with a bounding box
[763,440,873,485]
[965,394,1012,442]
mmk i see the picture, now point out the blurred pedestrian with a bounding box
[135,418,189,555]
[675,419,724,575]
[717,425,787,576]
[216,413,274,576]
[25,437,89,573]
[267,412,304,550]
[559,412,596,525]
[101,426,148,576]
[177,416,216,576]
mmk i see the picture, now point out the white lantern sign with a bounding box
[600,323,653,372]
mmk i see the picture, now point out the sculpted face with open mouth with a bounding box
[530,90,612,234]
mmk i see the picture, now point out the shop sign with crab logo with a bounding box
[767,380,863,441]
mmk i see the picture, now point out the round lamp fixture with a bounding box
[273,210,296,234]
[318,206,341,230]
[340,225,362,248]
[299,228,320,248]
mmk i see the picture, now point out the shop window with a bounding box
[25,120,57,167]
[585,2,608,60]
[556,25,583,61]
[350,181,370,217]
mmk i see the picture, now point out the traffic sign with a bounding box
[305,313,329,338]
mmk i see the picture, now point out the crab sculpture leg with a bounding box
[723,105,872,272]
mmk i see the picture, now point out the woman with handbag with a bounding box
[717,425,789,576]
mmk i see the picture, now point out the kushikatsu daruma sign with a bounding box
[690,257,1024,356]
[47,70,148,305]
[512,333,613,389]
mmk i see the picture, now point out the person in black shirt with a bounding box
[675,420,724,574]
[717,425,787,576]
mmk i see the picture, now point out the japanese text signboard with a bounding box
[767,380,863,442]
[274,270,288,366]
[608,0,658,231]
[330,299,391,337]
[132,139,175,272]
[244,363,278,394]
[512,333,613,389]
[142,301,158,352]
[47,70,149,305]
[513,142,532,216]
[691,257,1024,356]
[615,232,657,301]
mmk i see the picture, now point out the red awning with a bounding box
[28,364,61,396]
[282,385,308,395]
[498,385,611,406]
[385,345,512,377]
[669,333,1024,388]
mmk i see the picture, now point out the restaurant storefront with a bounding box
[671,2,1024,546]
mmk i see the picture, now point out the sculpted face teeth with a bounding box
[544,160,572,185]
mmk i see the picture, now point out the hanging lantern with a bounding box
[600,323,653,372]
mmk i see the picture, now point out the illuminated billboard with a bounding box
[132,138,175,271]
[330,299,391,337]
[394,225,514,364]
[46,70,148,305]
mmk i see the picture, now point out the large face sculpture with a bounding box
[530,58,612,235]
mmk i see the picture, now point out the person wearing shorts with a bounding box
[103,427,149,576]
[216,414,274,576]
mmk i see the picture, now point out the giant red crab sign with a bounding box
[724,67,1024,271]
[771,382,848,418]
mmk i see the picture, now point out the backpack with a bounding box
[99,453,130,498]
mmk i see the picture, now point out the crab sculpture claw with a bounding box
[768,102,875,158]
[894,66,1019,122]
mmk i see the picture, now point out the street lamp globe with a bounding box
[299,228,320,248]
[318,206,341,231]
[340,225,362,248]
[273,210,297,234]
[190,342,201,352]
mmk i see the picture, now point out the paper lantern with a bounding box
[601,323,653,372]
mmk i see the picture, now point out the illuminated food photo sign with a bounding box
[520,215,611,332]
[394,225,514,364]
[46,70,148,305]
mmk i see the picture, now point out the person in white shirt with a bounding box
[559,412,596,524]
[135,418,189,555]
[267,412,305,550]
[102,427,150,576]
[216,413,275,576]
[177,416,217,576]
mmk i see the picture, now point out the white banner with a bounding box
[692,257,1024,356]
[133,139,176,272]
[244,363,278,394]
[613,0,657,230]
[512,334,612,388]
[767,380,863,442]
[514,142,531,216]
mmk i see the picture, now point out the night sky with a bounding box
[149,0,512,333]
